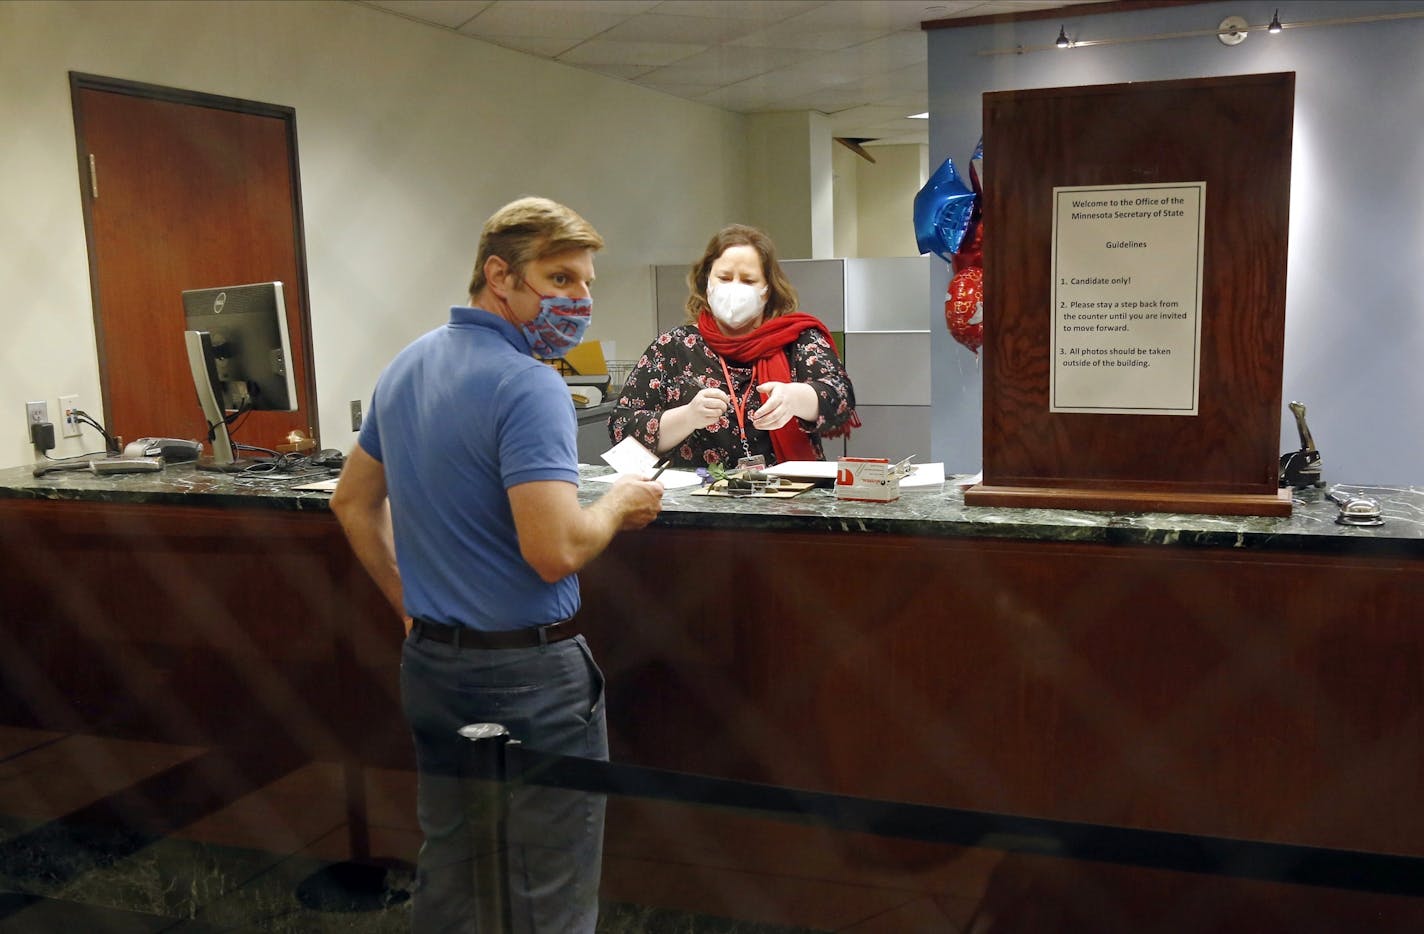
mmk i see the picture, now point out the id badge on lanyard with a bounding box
[719,357,759,466]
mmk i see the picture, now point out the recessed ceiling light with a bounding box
[908,112,929,119]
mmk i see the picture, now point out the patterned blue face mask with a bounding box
[521,283,592,358]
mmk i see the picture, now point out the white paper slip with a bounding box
[600,436,659,476]
[765,460,947,489]
[899,462,945,488]
[292,477,340,492]
[596,436,703,488]
[763,460,837,481]
[586,469,704,490]
[952,470,983,488]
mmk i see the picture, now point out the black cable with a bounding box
[235,443,283,457]
[43,450,108,461]
[203,399,252,444]
[238,450,315,475]
[69,409,120,454]
[226,400,253,431]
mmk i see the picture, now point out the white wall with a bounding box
[0,0,748,467]
[927,0,1424,485]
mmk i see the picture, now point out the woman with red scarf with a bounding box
[610,225,858,469]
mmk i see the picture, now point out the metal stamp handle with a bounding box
[1289,400,1317,453]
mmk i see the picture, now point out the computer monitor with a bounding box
[181,281,297,470]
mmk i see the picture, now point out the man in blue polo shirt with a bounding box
[332,196,663,932]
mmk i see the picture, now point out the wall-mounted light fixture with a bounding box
[988,8,1424,57]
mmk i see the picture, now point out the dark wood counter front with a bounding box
[581,526,1424,858]
[2,462,1421,865]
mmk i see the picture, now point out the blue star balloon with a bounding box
[914,157,977,263]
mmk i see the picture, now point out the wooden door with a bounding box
[71,73,318,452]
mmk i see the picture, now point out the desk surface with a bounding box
[0,461,1420,558]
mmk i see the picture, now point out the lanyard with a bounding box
[718,357,757,461]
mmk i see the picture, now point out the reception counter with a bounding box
[1,461,1422,864]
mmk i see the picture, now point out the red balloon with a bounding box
[945,266,983,355]
[952,220,983,273]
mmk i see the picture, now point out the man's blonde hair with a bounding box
[468,197,604,296]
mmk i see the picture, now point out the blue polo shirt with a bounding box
[358,306,580,630]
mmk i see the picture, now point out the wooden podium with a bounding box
[966,73,1295,517]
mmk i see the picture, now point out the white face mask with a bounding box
[708,280,766,330]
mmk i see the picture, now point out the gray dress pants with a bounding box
[400,632,608,933]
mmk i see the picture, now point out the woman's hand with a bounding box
[684,387,731,430]
[653,386,731,454]
[752,381,819,432]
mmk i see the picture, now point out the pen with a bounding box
[650,458,671,480]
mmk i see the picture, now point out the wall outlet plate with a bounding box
[26,401,48,427]
[59,394,82,438]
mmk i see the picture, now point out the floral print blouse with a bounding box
[608,324,857,469]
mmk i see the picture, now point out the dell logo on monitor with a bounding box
[213,292,227,314]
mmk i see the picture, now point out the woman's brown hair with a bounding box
[684,224,799,325]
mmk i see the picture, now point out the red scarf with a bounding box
[697,309,858,463]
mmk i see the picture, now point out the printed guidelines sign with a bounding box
[1050,182,1206,415]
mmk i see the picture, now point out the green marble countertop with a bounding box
[1,461,1420,558]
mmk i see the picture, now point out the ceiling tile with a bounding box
[824,103,918,129]
[771,85,880,114]
[649,0,822,22]
[353,0,1079,150]
[572,62,664,80]
[728,22,889,52]
[481,34,585,57]
[638,44,820,86]
[843,63,928,100]
[637,78,722,98]
[493,0,658,13]
[840,30,927,70]
[595,12,763,44]
[558,39,706,67]
[362,0,493,29]
[693,83,801,111]
[778,0,950,30]
[457,2,633,40]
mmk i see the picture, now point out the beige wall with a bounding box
[831,143,861,259]
[854,143,928,258]
[745,110,834,259]
[0,0,748,466]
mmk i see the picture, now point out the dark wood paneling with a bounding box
[0,499,403,762]
[977,74,1294,509]
[581,525,1424,857]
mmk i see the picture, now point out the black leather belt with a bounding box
[410,617,579,649]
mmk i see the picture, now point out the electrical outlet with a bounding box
[350,399,363,431]
[25,401,49,428]
[58,394,82,438]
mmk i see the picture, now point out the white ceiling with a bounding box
[354,0,1094,147]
